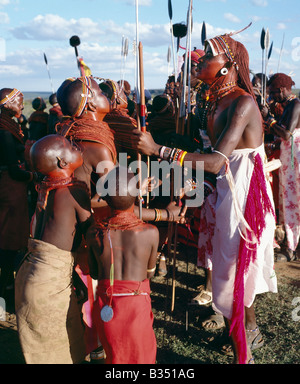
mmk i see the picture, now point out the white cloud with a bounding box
[0,0,10,7]
[277,23,286,30]
[224,13,241,23]
[0,64,31,76]
[125,0,152,5]
[0,12,9,23]
[251,0,268,6]
[11,14,102,41]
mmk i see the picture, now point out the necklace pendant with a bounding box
[101,305,114,322]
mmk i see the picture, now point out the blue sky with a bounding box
[0,0,299,92]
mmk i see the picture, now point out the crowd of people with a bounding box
[0,26,299,365]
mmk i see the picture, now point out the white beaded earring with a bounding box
[220,67,229,76]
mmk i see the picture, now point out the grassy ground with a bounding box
[151,243,300,365]
[0,240,299,365]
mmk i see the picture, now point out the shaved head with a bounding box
[99,166,138,210]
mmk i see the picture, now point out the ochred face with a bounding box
[196,45,229,85]
[268,85,284,103]
[91,81,112,118]
[6,94,24,118]
[115,87,128,110]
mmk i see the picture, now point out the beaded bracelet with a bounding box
[159,146,187,166]
[154,208,162,222]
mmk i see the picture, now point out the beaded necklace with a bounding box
[199,82,238,131]
[284,94,297,104]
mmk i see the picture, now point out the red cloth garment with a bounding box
[92,279,157,364]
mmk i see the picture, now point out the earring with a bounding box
[220,68,229,76]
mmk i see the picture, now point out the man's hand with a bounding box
[166,201,187,224]
[132,129,161,157]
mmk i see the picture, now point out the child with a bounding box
[87,165,159,364]
[15,134,93,364]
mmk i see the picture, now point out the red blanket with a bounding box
[92,279,156,364]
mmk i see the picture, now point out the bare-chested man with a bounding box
[132,30,277,364]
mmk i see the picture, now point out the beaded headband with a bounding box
[95,77,127,106]
[75,76,93,117]
[64,76,93,117]
[206,22,252,67]
[0,89,22,107]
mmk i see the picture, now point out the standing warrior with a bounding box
[0,88,34,297]
[265,73,300,261]
[132,28,277,364]
[56,76,117,197]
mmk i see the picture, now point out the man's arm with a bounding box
[86,225,104,280]
[269,101,300,141]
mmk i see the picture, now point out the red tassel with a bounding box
[230,153,275,364]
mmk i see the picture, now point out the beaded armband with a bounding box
[265,115,277,131]
[159,146,187,166]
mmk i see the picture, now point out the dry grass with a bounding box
[151,243,300,365]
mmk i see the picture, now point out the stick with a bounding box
[121,36,129,90]
[263,28,270,106]
[171,220,178,312]
[277,33,285,73]
[201,21,206,49]
[43,53,54,94]
[168,0,177,80]
[69,35,83,77]
[179,0,193,133]
[260,28,266,105]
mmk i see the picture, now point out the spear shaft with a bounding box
[277,33,285,73]
[263,28,270,106]
[168,0,177,80]
[43,53,54,94]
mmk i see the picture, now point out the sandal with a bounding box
[221,327,264,356]
[191,290,212,306]
[246,327,264,351]
[201,313,225,330]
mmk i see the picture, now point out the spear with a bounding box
[120,36,129,90]
[263,28,270,106]
[69,35,84,77]
[260,28,266,105]
[168,0,177,80]
[277,33,285,72]
[201,21,206,49]
[167,46,171,77]
[179,0,193,125]
[138,42,151,210]
[171,0,193,313]
[43,53,54,94]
